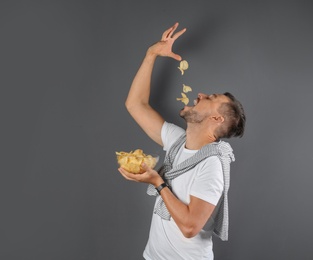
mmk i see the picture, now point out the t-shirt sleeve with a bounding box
[161,122,185,152]
[190,156,224,206]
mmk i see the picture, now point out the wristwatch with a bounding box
[155,182,171,194]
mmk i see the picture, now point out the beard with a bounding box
[180,109,206,123]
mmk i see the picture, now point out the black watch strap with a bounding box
[155,182,170,194]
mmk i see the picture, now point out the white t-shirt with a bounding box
[143,122,224,260]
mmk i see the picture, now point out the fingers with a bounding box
[167,22,179,38]
[141,162,152,173]
[118,166,152,182]
[162,22,186,41]
[118,167,139,182]
[162,22,179,40]
[172,27,187,40]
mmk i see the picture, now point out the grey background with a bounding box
[1,0,313,259]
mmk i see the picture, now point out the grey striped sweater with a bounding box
[147,133,234,241]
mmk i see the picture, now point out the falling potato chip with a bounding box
[180,60,189,70]
[178,60,189,75]
[183,84,192,93]
[178,68,184,75]
[116,149,158,174]
[176,92,189,105]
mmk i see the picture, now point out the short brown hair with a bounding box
[215,92,246,139]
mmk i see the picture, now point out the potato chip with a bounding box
[176,92,189,105]
[180,60,189,70]
[178,60,189,75]
[116,149,158,174]
[183,84,192,93]
[178,68,184,75]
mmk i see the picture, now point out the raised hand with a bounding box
[147,22,186,61]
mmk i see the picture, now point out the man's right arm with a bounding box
[125,52,164,146]
[125,23,186,146]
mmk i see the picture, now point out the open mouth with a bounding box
[193,98,200,106]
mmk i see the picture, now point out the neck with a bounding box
[185,123,217,150]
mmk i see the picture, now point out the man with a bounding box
[118,22,246,260]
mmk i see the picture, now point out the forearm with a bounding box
[123,24,185,145]
[156,181,215,238]
[118,155,210,237]
[125,22,185,110]
[125,51,157,110]
[125,50,165,145]
[158,186,197,238]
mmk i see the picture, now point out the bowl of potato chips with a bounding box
[116,149,159,174]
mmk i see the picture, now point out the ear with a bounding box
[210,115,225,123]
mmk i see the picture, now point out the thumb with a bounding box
[170,52,182,61]
[141,162,152,173]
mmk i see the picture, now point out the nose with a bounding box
[198,93,209,99]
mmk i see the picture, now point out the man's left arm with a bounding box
[158,185,216,238]
[118,164,216,238]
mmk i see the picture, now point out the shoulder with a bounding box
[191,156,224,206]
[197,156,223,177]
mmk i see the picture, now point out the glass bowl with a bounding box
[116,149,159,174]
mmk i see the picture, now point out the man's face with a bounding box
[180,93,230,123]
